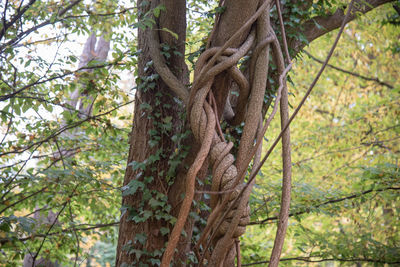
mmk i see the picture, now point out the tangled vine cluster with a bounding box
[148,1,293,266]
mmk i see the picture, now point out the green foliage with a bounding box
[119,66,191,265]
[1,0,399,266]
[0,0,137,265]
[242,4,400,265]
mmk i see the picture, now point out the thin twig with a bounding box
[242,256,400,266]
[0,187,48,214]
[68,201,79,267]
[0,0,36,41]
[0,61,123,102]
[0,100,134,157]
[208,1,356,261]
[0,98,14,146]
[31,187,74,266]
[0,0,82,52]
[275,0,291,64]
[249,186,400,225]
[303,50,394,89]
[0,222,120,244]
[246,0,357,193]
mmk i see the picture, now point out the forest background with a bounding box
[0,0,399,266]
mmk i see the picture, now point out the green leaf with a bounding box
[149,198,163,208]
[160,227,170,236]
[161,27,178,40]
[122,179,144,196]
[153,4,166,18]
[149,258,160,265]
[134,233,147,245]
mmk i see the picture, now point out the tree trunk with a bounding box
[115,0,190,266]
[116,1,264,266]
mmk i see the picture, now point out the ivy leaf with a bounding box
[160,227,170,236]
[122,180,144,196]
[149,198,163,208]
[149,258,161,265]
[141,210,153,221]
[153,4,165,18]
[134,233,147,245]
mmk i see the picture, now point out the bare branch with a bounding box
[0,222,119,245]
[303,50,394,89]
[243,256,400,266]
[250,186,400,225]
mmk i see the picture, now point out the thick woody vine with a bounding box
[143,1,295,266]
[133,0,357,265]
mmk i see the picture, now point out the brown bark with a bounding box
[268,29,292,267]
[115,0,190,266]
[291,0,394,52]
[209,0,261,118]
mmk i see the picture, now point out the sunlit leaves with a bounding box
[242,4,400,265]
[0,0,137,265]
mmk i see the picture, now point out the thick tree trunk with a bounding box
[209,0,261,118]
[116,0,190,266]
[114,0,394,266]
[116,1,265,266]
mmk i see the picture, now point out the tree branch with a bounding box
[0,100,133,157]
[303,50,394,89]
[0,187,48,214]
[0,222,119,245]
[250,186,400,225]
[0,0,36,41]
[292,0,395,52]
[0,0,82,52]
[0,61,123,102]
[243,256,400,266]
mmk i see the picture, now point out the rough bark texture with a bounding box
[115,0,189,266]
[209,0,261,118]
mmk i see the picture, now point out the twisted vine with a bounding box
[149,0,294,266]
